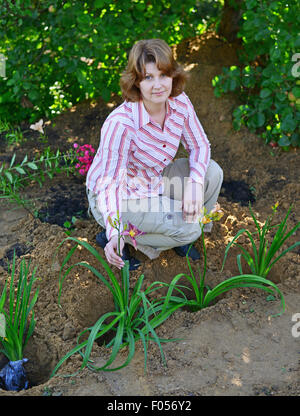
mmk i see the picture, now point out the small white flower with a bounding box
[30,119,44,134]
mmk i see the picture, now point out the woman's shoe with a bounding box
[121,244,141,271]
[173,244,200,260]
[95,231,141,271]
[95,231,108,248]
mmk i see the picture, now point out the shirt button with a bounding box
[163,144,166,148]
[164,158,167,161]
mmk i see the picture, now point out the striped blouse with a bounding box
[86,91,211,240]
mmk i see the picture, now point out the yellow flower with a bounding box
[272,201,279,212]
[209,203,224,221]
[211,210,224,221]
[129,229,137,238]
[201,215,212,224]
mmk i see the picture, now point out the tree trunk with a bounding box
[218,0,244,43]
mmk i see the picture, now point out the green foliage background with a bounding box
[0,0,221,124]
[0,0,299,149]
[212,0,300,148]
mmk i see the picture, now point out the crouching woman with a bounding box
[86,39,223,270]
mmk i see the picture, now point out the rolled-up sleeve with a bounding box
[180,94,211,185]
[89,120,131,240]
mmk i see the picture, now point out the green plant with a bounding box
[222,203,300,279]
[51,233,183,377]
[0,119,11,134]
[212,0,300,149]
[4,126,24,145]
[0,147,78,214]
[163,205,285,315]
[0,252,39,362]
[0,120,25,146]
[63,216,78,236]
[0,0,222,124]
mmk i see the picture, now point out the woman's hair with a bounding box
[120,39,187,102]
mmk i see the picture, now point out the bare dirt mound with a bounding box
[0,33,299,396]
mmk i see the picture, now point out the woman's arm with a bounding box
[180,93,211,221]
[87,120,131,240]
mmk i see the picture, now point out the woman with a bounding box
[87,39,223,270]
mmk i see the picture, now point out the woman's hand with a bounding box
[182,180,204,223]
[104,235,125,269]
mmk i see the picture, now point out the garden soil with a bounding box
[0,33,299,397]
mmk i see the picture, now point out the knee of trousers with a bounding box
[209,160,223,185]
[205,160,223,196]
[168,223,202,246]
[215,162,224,186]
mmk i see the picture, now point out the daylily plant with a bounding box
[222,202,300,279]
[0,252,39,391]
[108,214,145,251]
[122,221,146,250]
[54,214,182,377]
[163,204,285,315]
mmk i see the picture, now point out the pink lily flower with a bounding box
[121,222,145,250]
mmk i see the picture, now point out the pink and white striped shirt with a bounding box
[86,91,211,240]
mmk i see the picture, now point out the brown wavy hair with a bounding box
[120,39,187,102]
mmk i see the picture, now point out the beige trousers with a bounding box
[87,158,223,259]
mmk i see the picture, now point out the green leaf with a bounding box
[27,162,38,170]
[9,153,16,168]
[281,114,297,132]
[21,155,28,165]
[15,166,26,175]
[4,171,13,183]
[290,132,300,146]
[292,87,300,99]
[278,135,291,147]
[275,92,287,102]
[101,88,111,102]
[260,89,272,99]
[252,112,265,127]
[28,90,39,101]
[94,0,106,8]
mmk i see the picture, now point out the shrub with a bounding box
[212,0,300,149]
[0,0,222,125]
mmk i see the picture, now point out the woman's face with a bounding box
[138,62,173,109]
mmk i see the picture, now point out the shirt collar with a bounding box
[167,96,176,112]
[132,97,175,131]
